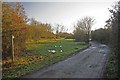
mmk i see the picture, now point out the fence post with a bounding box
[11,31,14,63]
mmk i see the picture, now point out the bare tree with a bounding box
[74,17,95,43]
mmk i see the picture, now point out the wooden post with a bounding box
[11,31,14,63]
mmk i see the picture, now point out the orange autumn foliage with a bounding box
[2,2,29,59]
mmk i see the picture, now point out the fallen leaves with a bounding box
[2,55,44,71]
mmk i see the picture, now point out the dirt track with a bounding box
[23,42,109,78]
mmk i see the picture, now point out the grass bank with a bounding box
[104,49,118,78]
[3,39,89,78]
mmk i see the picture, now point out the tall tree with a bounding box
[2,2,28,60]
[104,1,120,78]
[105,1,120,53]
[74,17,94,43]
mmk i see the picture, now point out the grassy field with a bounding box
[3,39,89,78]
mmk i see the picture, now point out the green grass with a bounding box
[3,39,89,78]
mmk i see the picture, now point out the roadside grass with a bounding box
[2,39,89,78]
[104,50,118,78]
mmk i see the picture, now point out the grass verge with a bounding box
[104,49,118,78]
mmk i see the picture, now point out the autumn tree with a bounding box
[2,2,29,60]
[27,18,55,41]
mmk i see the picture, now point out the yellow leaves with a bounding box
[2,3,29,59]
[2,55,44,71]
[2,2,28,29]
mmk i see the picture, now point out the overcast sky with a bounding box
[4,0,118,33]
